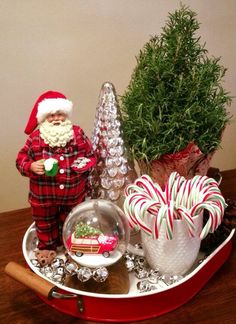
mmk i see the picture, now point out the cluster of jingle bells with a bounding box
[30,241,189,293]
[29,198,195,293]
[30,255,109,284]
[124,250,186,293]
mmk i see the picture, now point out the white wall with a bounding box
[0,0,235,212]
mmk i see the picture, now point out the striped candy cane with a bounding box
[123,172,226,240]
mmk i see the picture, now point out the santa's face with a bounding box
[39,112,74,148]
[46,112,67,125]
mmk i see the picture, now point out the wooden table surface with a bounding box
[0,169,235,324]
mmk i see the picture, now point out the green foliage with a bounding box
[74,222,102,238]
[121,5,232,161]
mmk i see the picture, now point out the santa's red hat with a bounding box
[24,90,73,134]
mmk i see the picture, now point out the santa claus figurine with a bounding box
[16,90,96,265]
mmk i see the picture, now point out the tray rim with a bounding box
[22,222,235,299]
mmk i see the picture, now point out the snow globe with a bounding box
[63,199,130,268]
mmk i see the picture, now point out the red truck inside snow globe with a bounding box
[66,222,118,258]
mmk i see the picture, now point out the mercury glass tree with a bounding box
[89,82,137,209]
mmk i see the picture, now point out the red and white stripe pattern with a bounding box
[124,172,226,240]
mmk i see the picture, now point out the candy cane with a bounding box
[188,175,206,206]
[125,197,152,235]
[123,195,139,228]
[191,202,222,239]
[123,171,226,241]
[176,179,188,207]
[177,206,195,237]
[135,175,163,202]
[153,204,167,239]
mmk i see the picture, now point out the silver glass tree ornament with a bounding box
[89,82,137,209]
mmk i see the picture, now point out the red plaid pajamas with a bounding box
[31,205,75,250]
[16,125,95,250]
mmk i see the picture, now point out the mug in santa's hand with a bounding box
[44,158,58,176]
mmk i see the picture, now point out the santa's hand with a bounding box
[30,160,45,175]
[71,156,96,173]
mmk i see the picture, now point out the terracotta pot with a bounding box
[138,143,214,187]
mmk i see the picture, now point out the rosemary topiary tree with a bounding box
[121,5,232,164]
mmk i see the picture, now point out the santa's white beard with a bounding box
[39,119,74,147]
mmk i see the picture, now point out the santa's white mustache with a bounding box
[51,120,63,126]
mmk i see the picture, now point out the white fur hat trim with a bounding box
[36,98,73,123]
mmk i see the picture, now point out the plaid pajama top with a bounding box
[16,126,95,207]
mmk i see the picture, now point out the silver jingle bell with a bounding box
[93,267,109,282]
[64,261,78,275]
[148,269,161,284]
[30,259,41,268]
[160,274,175,286]
[52,273,64,284]
[50,258,64,270]
[124,252,135,261]
[42,265,54,278]
[125,259,135,272]
[77,267,92,282]
[134,256,146,268]
[54,266,65,277]
[137,280,151,293]
[134,267,148,280]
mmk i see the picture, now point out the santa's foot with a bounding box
[35,249,57,266]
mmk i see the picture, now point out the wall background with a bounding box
[0,0,235,212]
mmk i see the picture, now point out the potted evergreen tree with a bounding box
[121,5,232,186]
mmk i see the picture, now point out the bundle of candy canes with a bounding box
[124,172,226,240]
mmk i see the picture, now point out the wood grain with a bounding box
[4,262,55,298]
[0,169,235,323]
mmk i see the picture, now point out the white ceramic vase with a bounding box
[141,213,203,275]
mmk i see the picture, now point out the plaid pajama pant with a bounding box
[32,205,75,250]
